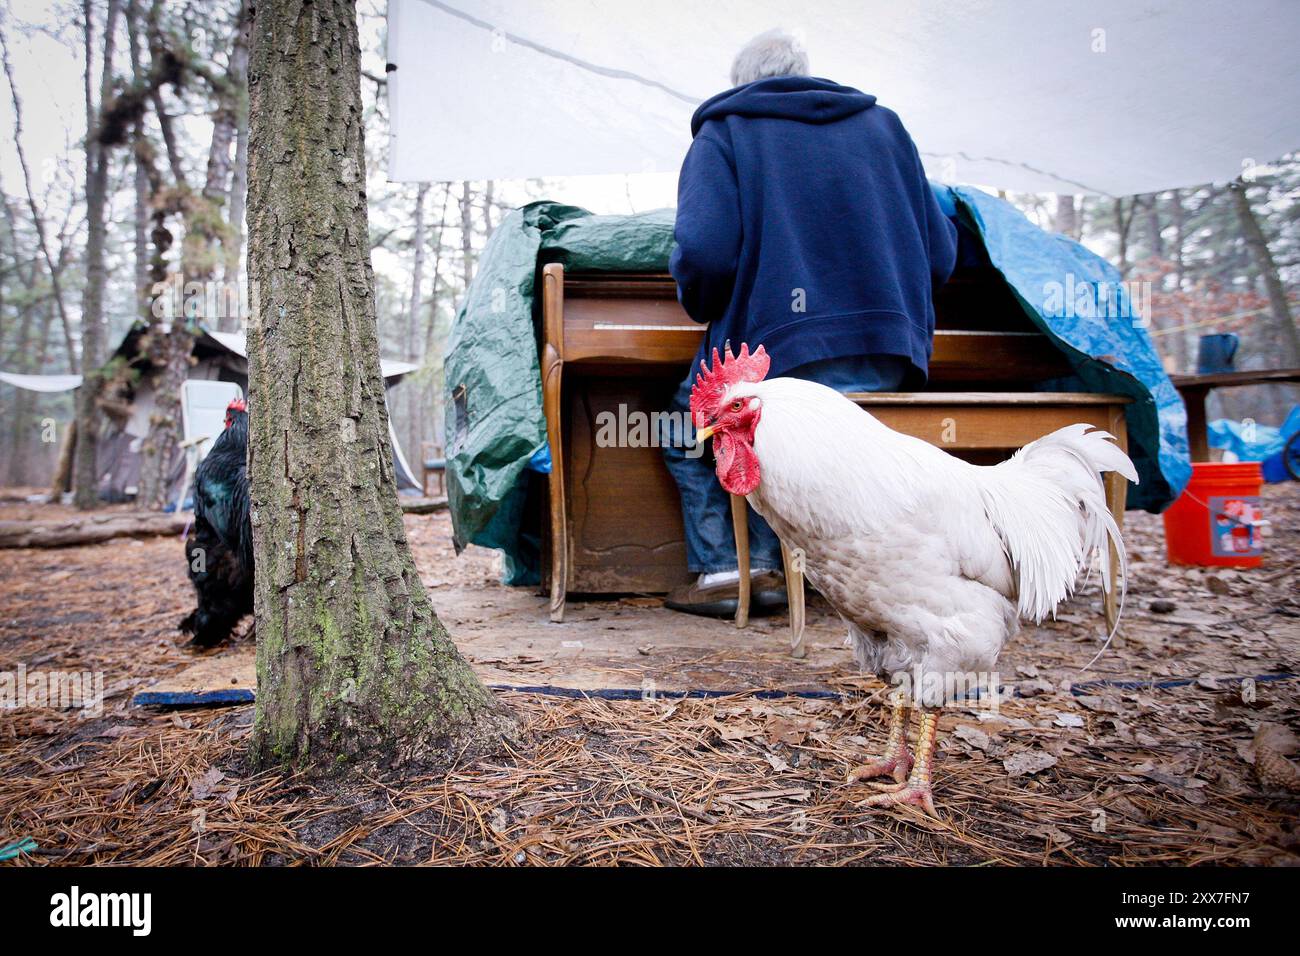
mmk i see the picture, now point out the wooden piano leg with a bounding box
[542,266,568,623]
[1103,407,1129,634]
[730,494,750,628]
[781,540,806,659]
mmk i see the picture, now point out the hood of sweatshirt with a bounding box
[690,75,877,136]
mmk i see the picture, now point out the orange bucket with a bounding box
[1163,462,1264,567]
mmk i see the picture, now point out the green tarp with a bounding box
[444,195,1188,584]
[443,203,677,583]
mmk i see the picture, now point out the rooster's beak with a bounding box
[695,425,714,444]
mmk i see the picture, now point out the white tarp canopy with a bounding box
[0,372,83,392]
[387,0,1300,196]
[202,329,419,382]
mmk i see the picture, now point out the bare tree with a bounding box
[459,180,475,288]
[72,0,124,509]
[1229,179,1300,367]
[1052,194,1078,239]
[1114,197,1135,278]
[136,0,249,508]
[0,26,79,375]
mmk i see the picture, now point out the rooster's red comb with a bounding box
[227,397,247,413]
[689,343,770,427]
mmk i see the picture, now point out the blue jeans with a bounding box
[661,354,911,573]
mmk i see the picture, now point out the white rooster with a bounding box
[692,344,1137,816]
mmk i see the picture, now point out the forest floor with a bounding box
[0,485,1297,865]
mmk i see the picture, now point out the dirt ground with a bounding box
[0,485,1297,865]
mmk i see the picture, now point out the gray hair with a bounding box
[730,29,809,86]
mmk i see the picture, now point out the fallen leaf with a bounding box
[765,716,816,746]
[952,725,991,751]
[189,766,226,801]
[1003,751,1058,777]
[1075,695,1122,715]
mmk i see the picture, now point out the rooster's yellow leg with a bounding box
[846,698,913,785]
[860,707,939,818]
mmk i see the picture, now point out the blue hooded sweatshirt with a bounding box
[670,76,958,383]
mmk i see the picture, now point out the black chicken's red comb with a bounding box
[227,397,247,413]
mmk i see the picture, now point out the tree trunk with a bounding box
[1114,197,1134,278]
[222,4,251,307]
[404,183,428,466]
[1168,188,1196,373]
[1143,193,1163,259]
[127,0,151,323]
[4,296,35,486]
[1229,180,1300,366]
[482,179,495,236]
[459,180,474,288]
[73,0,123,509]
[50,420,76,499]
[246,0,513,769]
[420,183,452,455]
[1053,194,1077,238]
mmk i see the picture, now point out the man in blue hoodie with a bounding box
[662,29,958,617]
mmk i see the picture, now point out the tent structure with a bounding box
[444,190,1190,584]
[0,327,424,501]
[387,0,1300,194]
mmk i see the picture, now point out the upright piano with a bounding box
[540,263,1130,627]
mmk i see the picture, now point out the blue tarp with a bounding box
[445,192,1190,582]
[947,186,1190,509]
[1210,406,1300,482]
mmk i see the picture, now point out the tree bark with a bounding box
[1229,179,1300,366]
[1143,193,1163,260]
[404,182,428,464]
[459,180,474,288]
[1114,197,1134,278]
[73,0,123,509]
[0,511,187,548]
[221,4,251,307]
[1053,194,1077,239]
[127,0,151,323]
[246,0,512,769]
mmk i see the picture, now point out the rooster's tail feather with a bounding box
[978,424,1137,638]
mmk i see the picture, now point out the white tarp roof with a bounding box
[2,338,418,393]
[0,372,83,393]
[202,329,419,382]
[388,0,1300,195]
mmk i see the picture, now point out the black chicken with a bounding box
[179,397,253,646]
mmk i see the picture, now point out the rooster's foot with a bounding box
[846,698,913,785]
[846,751,912,785]
[859,783,938,819]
